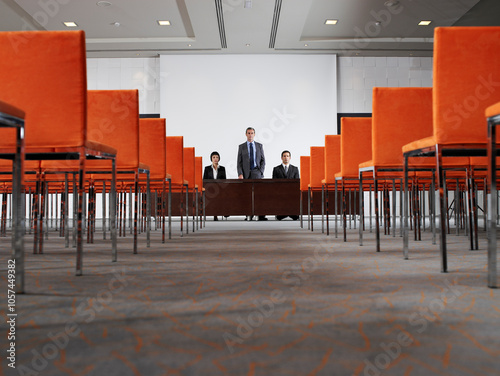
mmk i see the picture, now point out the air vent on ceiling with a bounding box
[269,0,282,49]
[214,0,227,49]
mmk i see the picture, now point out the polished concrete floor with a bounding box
[1,217,499,376]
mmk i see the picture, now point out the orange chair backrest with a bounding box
[433,27,500,144]
[195,156,203,189]
[300,156,310,191]
[139,118,166,180]
[87,90,139,169]
[309,146,325,188]
[183,147,195,189]
[372,87,432,166]
[324,135,341,183]
[340,117,372,177]
[166,136,184,186]
[0,31,87,149]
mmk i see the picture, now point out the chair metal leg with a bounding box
[76,155,85,276]
[392,179,396,238]
[436,146,448,273]
[432,171,437,245]
[11,120,25,293]
[134,171,139,254]
[374,177,380,252]
[325,185,329,236]
[342,181,347,242]
[321,185,324,234]
[147,171,151,248]
[111,159,117,262]
[487,117,498,288]
[102,181,107,240]
[64,174,69,248]
[300,190,303,228]
[334,180,338,238]
[403,154,409,259]
[359,173,363,246]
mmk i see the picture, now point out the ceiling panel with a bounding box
[0,0,497,57]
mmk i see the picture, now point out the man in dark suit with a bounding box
[272,150,300,220]
[237,127,266,220]
[203,151,226,221]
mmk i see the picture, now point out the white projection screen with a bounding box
[160,54,337,178]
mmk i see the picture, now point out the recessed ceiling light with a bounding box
[304,44,308,47]
[63,21,78,27]
[325,19,338,25]
[96,1,112,7]
[111,22,120,27]
[418,20,432,26]
[246,43,250,47]
[157,20,171,26]
[187,44,192,47]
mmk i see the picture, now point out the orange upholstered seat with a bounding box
[336,118,372,179]
[139,118,166,181]
[0,30,117,280]
[308,147,325,231]
[360,88,434,251]
[401,27,500,285]
[323,135,341,185]
[166,136,188,236]
[309,147,325,188]
[166,136,185,188]
[300,156,310,192]
[322,135,341,236]
[335,117,372,242]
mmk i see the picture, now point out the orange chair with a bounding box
[322,135,341,237]
[42,90,145,255]
[0,31,117,283]
[486,103,500,288]
[166,136,187,237]
[335,117,372,242]
[309,146,325,232]
[139,118,169,244]
[300,156,310,229]
[0,101,25,293]
[87,90,148,255]
[359,87,433,251]
[402,27,500,286]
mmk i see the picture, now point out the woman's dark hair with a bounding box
[210,151,220,161]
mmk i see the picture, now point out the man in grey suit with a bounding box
[272,150,300,220]
[237,127,267,220]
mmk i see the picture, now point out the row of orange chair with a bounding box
[0,30,205,293]
[297,27,500,288]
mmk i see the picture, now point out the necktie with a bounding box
[249,142,255,170]
[284,165,288,176]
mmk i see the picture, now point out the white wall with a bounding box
[85,55,433,178]
[338,56,433,113]
[159,54,337,178]
[87,58,161,114]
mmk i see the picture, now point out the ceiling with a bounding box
[1,0,498,58]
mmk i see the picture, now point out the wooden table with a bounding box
[203,179,300,216]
